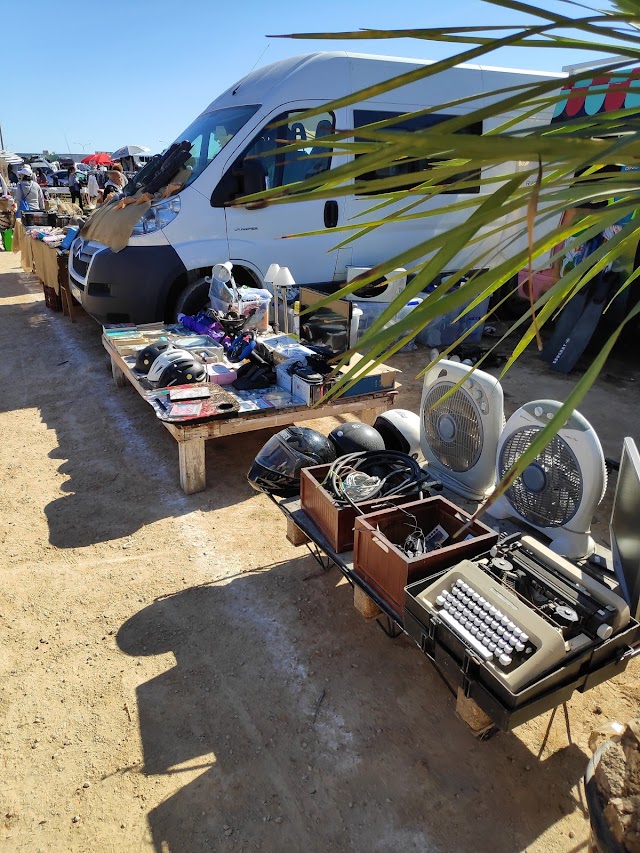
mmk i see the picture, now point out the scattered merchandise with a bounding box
[328,422,386,455]
[169,386,211,402]
[325,450,433,508]
[207,364,237,385]
[247,426,337,497]
[169,401,203,418]
[374,409,422,459]
[335,352,400,397]
[344,266,408,302]
[147,348,205,387]
[405,533,636,727]
[353,495,499,619]
[147,385,240,422]
[491,400,607,559]
[135,341,173,374]
[420,358,505,501]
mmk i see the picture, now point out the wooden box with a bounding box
[353,496,498,619]
[300,464,421,553]
[42,283,62,312]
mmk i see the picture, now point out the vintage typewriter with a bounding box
[406,535,633,696]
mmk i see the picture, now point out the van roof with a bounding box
[204,51,563,113]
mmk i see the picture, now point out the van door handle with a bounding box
[324,200,338,228]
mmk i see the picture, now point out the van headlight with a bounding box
[131,196,181,235]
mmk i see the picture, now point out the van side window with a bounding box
[243,111,335,189]
[353,110,482,195]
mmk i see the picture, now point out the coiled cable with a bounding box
[326,450,437,514]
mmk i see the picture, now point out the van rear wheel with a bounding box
[173,278,210,320]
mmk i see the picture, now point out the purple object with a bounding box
[177,312,224,341]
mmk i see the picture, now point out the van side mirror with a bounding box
[210,159,267,208]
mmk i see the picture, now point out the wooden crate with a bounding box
[300,463,419,553]
[42,283,62,312]
[353,496,498,619]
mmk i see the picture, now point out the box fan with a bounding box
[420,360,504,501]
[344,266,407,303]
[490,400,607,559]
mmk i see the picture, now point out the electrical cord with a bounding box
[326,450,436,514]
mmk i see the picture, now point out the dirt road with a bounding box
[1,249,638,852]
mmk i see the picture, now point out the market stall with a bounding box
[103,321,398,494]
[13,216,78,313]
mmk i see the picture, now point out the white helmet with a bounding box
[374,409,422,459]
[147,346,184,383]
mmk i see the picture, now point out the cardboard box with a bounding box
[291,373,324,405]
[275,359,297,394]
[337,352,400,397]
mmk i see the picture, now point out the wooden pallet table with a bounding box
[103,335,396,495]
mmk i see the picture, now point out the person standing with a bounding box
[87,170,99,206]
[102,168,128,203]
[68,165,83,209]
[14,166,45,215]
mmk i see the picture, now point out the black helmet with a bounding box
[328,421,385,456]
[135,341,173,374]
[247,426,336,497]
[156,352,207,387]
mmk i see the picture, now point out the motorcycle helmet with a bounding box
[135,341,173,374]
[328,421,385,456]
[374,409,422,459]
[247,426,337,497]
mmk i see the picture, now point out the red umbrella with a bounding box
[81,152,113,166]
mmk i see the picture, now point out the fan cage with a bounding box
[499,427,583,527]
[422,383,484,472]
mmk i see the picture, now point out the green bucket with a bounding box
[2,229,13,251]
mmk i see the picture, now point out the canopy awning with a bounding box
[0,149,23,165]
[552,68,640,123]
[111,144,150,160]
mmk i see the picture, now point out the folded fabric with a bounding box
[79,193,151,253]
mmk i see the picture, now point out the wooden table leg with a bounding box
[360,407,381,426]
[60,284,76,322]
[111,358,128,387]
[286,516,310,546]
[178,437,206,494]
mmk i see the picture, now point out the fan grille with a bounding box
[423,382,483,472]
[499,427,582,527]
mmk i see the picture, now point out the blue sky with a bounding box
[2,0,618,155]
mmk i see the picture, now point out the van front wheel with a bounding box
[173,278,210,320]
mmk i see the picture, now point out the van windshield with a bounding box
[126,104,260,196]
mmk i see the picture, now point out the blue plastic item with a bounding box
[60,227,79,250]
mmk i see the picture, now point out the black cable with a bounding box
[326,450,435,514]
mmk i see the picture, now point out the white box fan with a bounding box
[420,360,504,501]
[490,400,607,559]
[345,266,407,303]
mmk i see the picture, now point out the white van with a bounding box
[69,52,562,324]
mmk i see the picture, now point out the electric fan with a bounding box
[344,266,407,303]
[490,400,607,559]
[419,360,504,501]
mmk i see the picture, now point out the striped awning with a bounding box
[0,149,23,165]
[552,68,640,123]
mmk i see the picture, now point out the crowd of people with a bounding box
[2,161,131,215]
[0,159,133,249]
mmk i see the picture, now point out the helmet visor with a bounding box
[255,434,304,474]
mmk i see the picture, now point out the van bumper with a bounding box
[69,241,187,324]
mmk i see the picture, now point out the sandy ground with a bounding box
[0,247,638,853]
